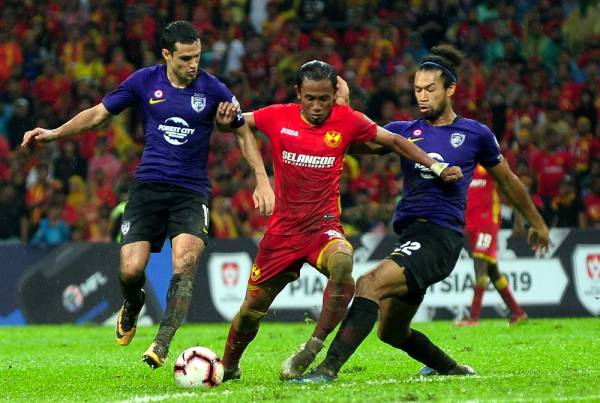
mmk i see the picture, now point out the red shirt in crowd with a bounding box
[532,150,574,197]
[584,193,600,226]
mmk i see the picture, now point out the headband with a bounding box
[419,61,457,83]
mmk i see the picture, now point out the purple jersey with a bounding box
[385,117,501,234]
[102,65,244,196]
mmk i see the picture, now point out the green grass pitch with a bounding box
[1,318,599,402]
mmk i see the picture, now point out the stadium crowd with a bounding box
[0,0,599,246]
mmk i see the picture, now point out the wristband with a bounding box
[430,162,448,176]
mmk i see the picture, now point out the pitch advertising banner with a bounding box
[1,229,599,325]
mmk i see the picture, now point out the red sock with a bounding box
[469,286,485,321]
[313,280,355,341]
[221,326,258,369]
[495,276,524,315]
[499,287,524,315]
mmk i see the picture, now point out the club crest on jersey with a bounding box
[191,93,206,113]
[450,132,465,148]
[324,131,342,148]
[250,264,261,281]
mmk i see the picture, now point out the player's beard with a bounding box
[421,98,447,123]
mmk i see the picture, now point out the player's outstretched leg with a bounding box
[222,274,291,381]
[281,248,354,379]
[294,260,404,383]
[378,298,476,377]
[143,273,194,369]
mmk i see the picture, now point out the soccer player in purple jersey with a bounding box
[296,45,550,382]
[22,21,274,369]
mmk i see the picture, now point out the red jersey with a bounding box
[532,150,574,197]
[584,193,600,226]
[465,164,500,227]
[253,104,377,235]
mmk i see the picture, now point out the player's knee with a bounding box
[327,252,353,282]
[475,275,490,288]
[236,306,266,331]
[173,251,200,276]
[355,272,378,298]
[120,258,147,281]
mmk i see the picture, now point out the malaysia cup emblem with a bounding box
[221,262,240,286]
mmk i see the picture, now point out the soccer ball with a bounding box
[173,346,224,388]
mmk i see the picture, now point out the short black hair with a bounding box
[161,21,200,53]
[418,45,464,88]
[296,60,337,89]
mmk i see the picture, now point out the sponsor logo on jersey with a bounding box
[250,264,261,282]
[572,249,600,315]
[408,137,424,143]
[470,178,487,188]
[324,131,342,148]
[325,229,344,240]
[450,132,465,148]
[159,117,196,145]
[281,127,299,137]
[191,93,206,113]
[413,129,422,136]
[415,152,445,179]
[149,89,165,104]
[282,150,336,168]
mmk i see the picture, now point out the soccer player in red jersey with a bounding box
[220,60,462,381]
[455,164,527,326]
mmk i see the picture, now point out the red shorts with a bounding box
[249,224,348,285]
[465,221,499,263]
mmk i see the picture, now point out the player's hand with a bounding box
[335,76,350,105]
[21,128,58,147]
[253,179,275,216]
[216,102,238,126]
[528,225,550,257]
[440,166,463,183]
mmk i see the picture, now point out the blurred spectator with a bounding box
[582,175,600,228]
[0,30,23,88]
[532,128,574,221]
[550,175,585,228]
[7,98,34,149]
[87,137,123,185]
[30,203,70,247]
[53,141,88,187]
[0,182,29,243]
[32,60,72,115]
[210,196,240,239]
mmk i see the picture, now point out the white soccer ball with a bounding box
[173,346,224,388]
